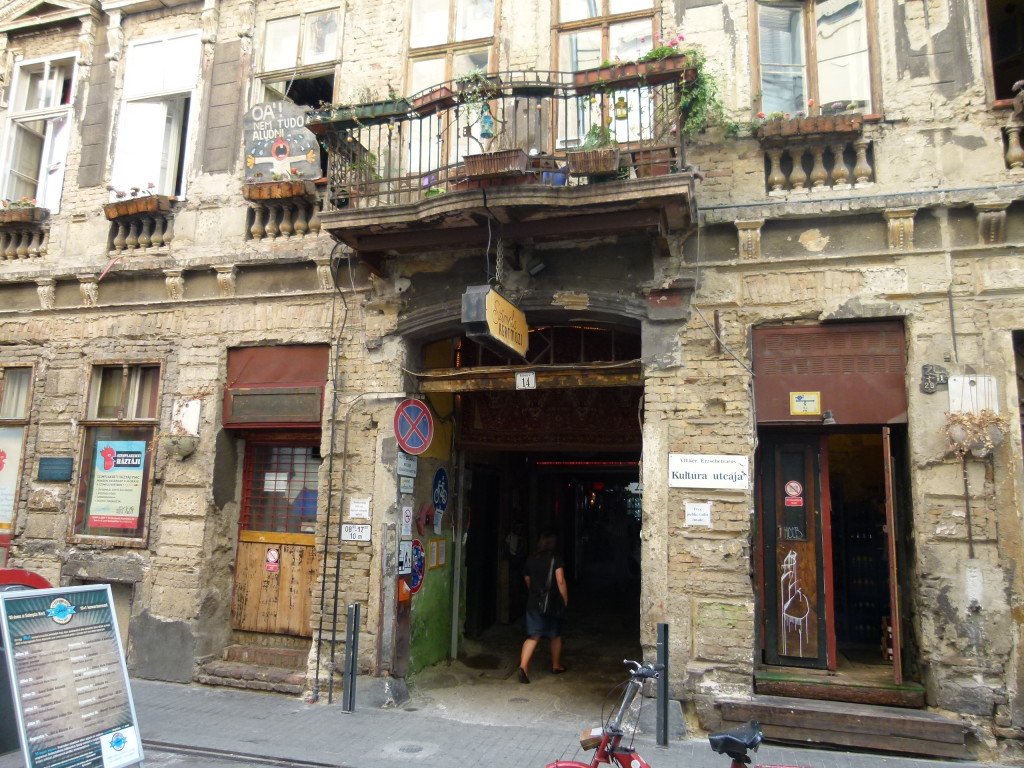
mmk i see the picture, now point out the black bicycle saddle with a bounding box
[708,721,763,763]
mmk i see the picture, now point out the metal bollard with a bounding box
[656,622,669,747]
[342,602,361,713]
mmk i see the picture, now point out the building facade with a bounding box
[0,0,1023,758]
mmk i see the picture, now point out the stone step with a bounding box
[199,660,306,696]
[222,644,307,670]
[717,694,970,759]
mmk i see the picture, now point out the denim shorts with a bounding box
[524,610,562,639]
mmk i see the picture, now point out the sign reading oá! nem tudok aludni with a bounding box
[0,584,144,768]
[668,453,749,490]
[87,441,145,529]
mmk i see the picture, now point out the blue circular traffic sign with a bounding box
[432,468,449,513]
[394,399,434,456]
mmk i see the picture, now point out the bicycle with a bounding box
[544,659,659,768]
[545,658,765,768]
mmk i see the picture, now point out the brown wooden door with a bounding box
[230,440,320,636]
[231,533,316,635]
[762,435,829,668]
[882,426,903,683]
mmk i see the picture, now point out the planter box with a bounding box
[756,113,863,142]
[411,85,456,115]
[320,98,412,127]
[241,181,316,202]
[832,114,864,133]
[103,195,172,220]
[463,149,528,178]
[574,54,695,94]
[451,173,539,191]
[456,74,502,101]
[0,206,48,225]
[566,148,621,177]
[634,149,674,178]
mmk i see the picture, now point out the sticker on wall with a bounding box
[789,392,821,416]
[349,497,371,520]
[398,540,412,575]
[399,475,414,495]
[409,539,426,593]
[784,480,803,497]
[428,539,438,569]
[265,548,280,573]
[684,501,712,527]
[433,510,444,534]
[401,506,413,539]
[341,524,371,542]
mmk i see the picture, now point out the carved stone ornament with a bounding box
[36,278,55,310]
[920,364,950,394]
[214,265,236,297]
[883,208,916,251]
[78,275,98,307]
[735,219,765,261]
[975,202,1009,245]
[313,256,334,291]
[164,269,185,301]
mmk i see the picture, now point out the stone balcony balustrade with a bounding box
[1002,123,1024,170]
[756,114,874,195]
[0,207,49,260]
[103,195,176,254]
[242,180,323,241]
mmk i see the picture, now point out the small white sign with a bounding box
[398,540,413,575]
[399,475,415,494]
[515,371,537,390]
[684,501,712,527]
[668,454,749,490]
[397,452,418,477]
[349,497,371,520]
[401,505,413,538]
[341,523,371,542]
[949,376,998,414]
[433,510,443,534]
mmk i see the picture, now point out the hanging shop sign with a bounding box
[0,584,144,768]
[243,101,320,181]
[668,453,749,490]
[461,285,529,359]
[88,440,146,529]
[409,539,426,594]
[394,399,434,456]
[0,428,23,538]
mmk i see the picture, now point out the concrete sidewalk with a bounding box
[2,679,995,768]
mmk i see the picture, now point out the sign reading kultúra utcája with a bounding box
[0,584,144,768]
[668,454,749,490]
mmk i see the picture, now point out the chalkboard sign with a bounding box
[37,457,74,482]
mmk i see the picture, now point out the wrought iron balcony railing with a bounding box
[308,70,692,212]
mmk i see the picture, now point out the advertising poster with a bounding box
[87,441,145,529]
[0,585,143,768]
[0,426,24,536]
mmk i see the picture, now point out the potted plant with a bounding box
[566,123,621,177]
[411,83,457,115]
[103,184,172,220]
[0,197,48,225]
[455,69,502,103]
[307,87,412,130]
[242,170,317,202]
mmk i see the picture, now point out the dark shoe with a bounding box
[518,668,530,684]
[551,666,567,674]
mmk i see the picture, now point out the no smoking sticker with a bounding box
[784,480,803,497]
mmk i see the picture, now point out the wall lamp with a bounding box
[822,410,837,426]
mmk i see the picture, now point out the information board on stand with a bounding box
[0,584,143,768]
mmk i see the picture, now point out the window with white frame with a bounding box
[0,367,32,541]
[756,0,872,116]
[74,364,160,540]
[408,0,494,92]
[2,55,75,211]
[259,9,342,107]
[109,32,201,198]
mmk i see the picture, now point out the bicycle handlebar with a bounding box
[622,659,660,679]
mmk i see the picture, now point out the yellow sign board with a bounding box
[462,285,529,358]
[790,391,821,416]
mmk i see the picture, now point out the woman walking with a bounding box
[519,532,569,683]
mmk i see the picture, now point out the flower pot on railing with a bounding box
[566,148,621,177]
[103,195,172,220]
[456,74,502,102]
[0,206,49,225]
[463,149,528,178]
[324,98,413,126]
[242,180,316,202]
[638,54,696,86]
[411,85,456,115]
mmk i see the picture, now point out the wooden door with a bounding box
[230,441,320,636]
[762,435,829,668]
[882,427,903,683]
[231,533,316,635]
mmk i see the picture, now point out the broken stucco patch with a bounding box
[798,228,829,252]
[552,291,589,310]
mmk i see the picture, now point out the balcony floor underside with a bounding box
[319,175,695,269]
